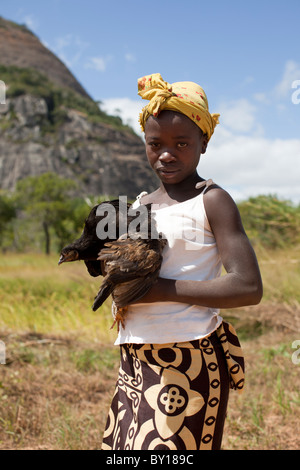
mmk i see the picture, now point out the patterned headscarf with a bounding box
[138,73,220,141]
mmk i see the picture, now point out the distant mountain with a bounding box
[0,17,91,99]
[0,17,157,198]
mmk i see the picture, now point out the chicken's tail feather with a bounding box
[92,279,114,311]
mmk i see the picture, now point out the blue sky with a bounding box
[1,0,300,202]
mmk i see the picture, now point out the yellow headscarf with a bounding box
[138,73,220,141]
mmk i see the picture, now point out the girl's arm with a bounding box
[135,188,263,308]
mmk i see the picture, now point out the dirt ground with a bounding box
[0,303,299,450]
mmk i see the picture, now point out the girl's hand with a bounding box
[133,278,174,304]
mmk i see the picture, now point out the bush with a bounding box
[238,195,300,249]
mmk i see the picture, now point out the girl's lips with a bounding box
[157,169,180,180]
[156,168,180,175]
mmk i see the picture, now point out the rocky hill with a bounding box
[0,17,157,198]
[0,17,91,99]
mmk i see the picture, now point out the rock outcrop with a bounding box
[0,93,157,198]
[0,17,157,198]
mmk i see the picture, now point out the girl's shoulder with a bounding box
[203,184,243,233]
[203,184,237,207]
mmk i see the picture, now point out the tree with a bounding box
[15,172,78,254]
[0,192,16,247]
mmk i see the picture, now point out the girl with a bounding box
[101,73,263,451]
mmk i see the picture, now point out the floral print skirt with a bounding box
[101,321,245,451]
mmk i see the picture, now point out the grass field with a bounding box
[0,248,299,450]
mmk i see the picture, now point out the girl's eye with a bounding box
[177,143,187,148]
[149,142,160,149]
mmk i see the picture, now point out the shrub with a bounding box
[238,195,300,249]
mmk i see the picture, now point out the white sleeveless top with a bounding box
[115,180,223,345]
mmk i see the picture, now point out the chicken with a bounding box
[58,199,167,329]
[58,199,131,277]
[94,233,167,330]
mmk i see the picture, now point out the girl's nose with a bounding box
[159,151,176,162]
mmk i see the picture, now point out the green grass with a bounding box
[0,249,299,449]
[0,253,117,343]
[0,64,136,135]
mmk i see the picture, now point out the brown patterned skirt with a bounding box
[101,321,244,451]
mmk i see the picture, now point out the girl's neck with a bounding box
[160,172,205,202]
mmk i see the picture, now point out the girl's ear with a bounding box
[201,134,209,154]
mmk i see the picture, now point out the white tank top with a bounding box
[115,180,223,345]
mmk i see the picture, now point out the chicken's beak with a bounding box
[58,250,79,265]
[58,255,65,265]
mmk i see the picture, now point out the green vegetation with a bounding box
[1,174,299,255]
[0,172,299,449]
[0,172,114,254]
[14,173,78,254]
[239,194,300,249]
[1,18,298,451]
[0,64,134,133]
[0,192,16,247]
[0,252,116,342]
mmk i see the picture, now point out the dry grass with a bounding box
[0,332,118,450]
[222,318,300,450]
[0,253,119,449]
[0,248,299,450]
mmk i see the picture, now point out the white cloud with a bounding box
[253,92,270,105]
[217,99,259,134]
[124,53,136,63]
[200,131,300,202]
[240,76,254,87]
[101,98,144,135]
[201,60,300,202]
[85,57,106,72]
[85,55,113,72]
[274,60,300,98]
[21,14,39,31]
[249,60,300,110]
[16,9,39,31]
[54,35,72,50]
[50,34,89,68]
[100,96,300,203]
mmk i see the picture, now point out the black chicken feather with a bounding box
[58,200,167,329]
[92,235,167,329]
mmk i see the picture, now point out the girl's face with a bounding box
[144,111,208,186]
